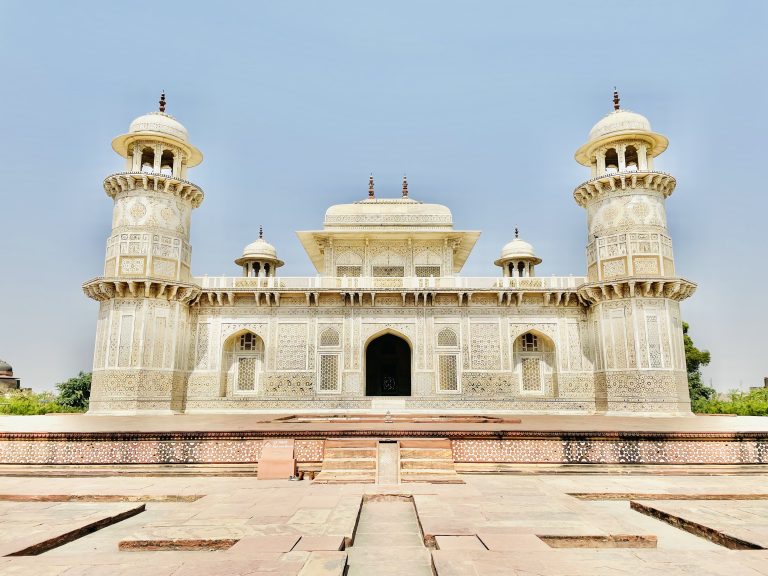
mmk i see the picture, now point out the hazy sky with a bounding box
[0,1,766,392]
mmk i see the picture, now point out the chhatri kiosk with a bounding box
[84,92,695,416]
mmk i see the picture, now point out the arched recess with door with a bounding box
[513,331,557,395]
[365,330,412,396]
[220,330,265,397]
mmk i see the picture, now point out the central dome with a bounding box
[324,198,453,230]
[588,109,652,141]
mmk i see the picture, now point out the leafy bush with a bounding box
[693,387,768,416]
[0,371,91,415]
[0,391,70,415]
[56,371,91,411]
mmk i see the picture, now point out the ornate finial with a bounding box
[368,174,375,198]
[613,87,620,111]
[515,226,519,239]
[402,174,408,197]
[259,225,263,239]
[159,91,166,113]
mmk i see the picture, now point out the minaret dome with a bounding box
[111,93,203,177]
[575,91,668,177]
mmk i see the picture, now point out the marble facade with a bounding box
[83,92,695,415]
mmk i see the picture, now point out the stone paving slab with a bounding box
[0,502,145,556]
[477,532,550,551]
[432,549,768,576]
[292,535,345,551]
[297,551,347,576]
[631,500,768,549]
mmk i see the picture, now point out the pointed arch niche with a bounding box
[365,331,412,396]
[513,331,557,395]
[220,330,265,396]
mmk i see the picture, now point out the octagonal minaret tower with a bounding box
[83,94,204,413]
[574,91,696,415]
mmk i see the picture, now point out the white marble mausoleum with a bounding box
[84,92,696,415]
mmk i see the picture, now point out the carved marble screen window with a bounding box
[336,266,361,277]
[514,332,555,395]
[232,332,264,394]
[415,265,441,278]
[436,328,460,393]
[372,266,405,277]
[317,327,341,393]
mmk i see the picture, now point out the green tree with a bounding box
[0,391,67,415]
[55,371,91,411]
[683,322,714,409]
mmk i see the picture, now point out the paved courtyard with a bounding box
[0,472,765,574]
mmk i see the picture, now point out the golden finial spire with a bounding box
[368,174,375,198]
[159,91,167,113]
[402,174,408,197]
[515,226,519,239]
[259,225,263,239]
[613,87,620,111]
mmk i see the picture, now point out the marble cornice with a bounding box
[103,172,204,208]
[82,277,200,303]
[573,171,676,207]
[577,277,696,304]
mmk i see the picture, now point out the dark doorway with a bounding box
[365,334,411,396]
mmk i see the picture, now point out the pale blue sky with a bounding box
[0,1,766,391]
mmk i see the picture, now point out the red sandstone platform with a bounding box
[0,413,766,435]
[0,414,765,467]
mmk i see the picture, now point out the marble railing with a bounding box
[194,276,587,290]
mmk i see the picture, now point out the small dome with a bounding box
[588,109,652,141]
[0,360,12,376]
[500,238,537,259]
[495,236,542,267]
[235,235,284,268]
[129,111,189,142]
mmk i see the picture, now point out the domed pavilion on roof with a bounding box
[83,92,696,416]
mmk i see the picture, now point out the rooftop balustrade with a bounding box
[194,275,587,291]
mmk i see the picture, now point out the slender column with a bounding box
[617,144,626,172]
[132,143,141,171]
[172,148,181,177]
[638,144,648,171]
[153,143,162,172]
[596,150,606,175]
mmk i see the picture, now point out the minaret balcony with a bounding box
[573,170,676,207]
[103,171,204,207]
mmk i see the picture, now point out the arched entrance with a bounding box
[365,333,411,396]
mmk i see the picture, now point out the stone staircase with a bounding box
[399,439,464,484]
[313,438,464,484]
[313,439,377,484]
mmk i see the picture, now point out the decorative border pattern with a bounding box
[451,438,768,464]
[0,432,765,465]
